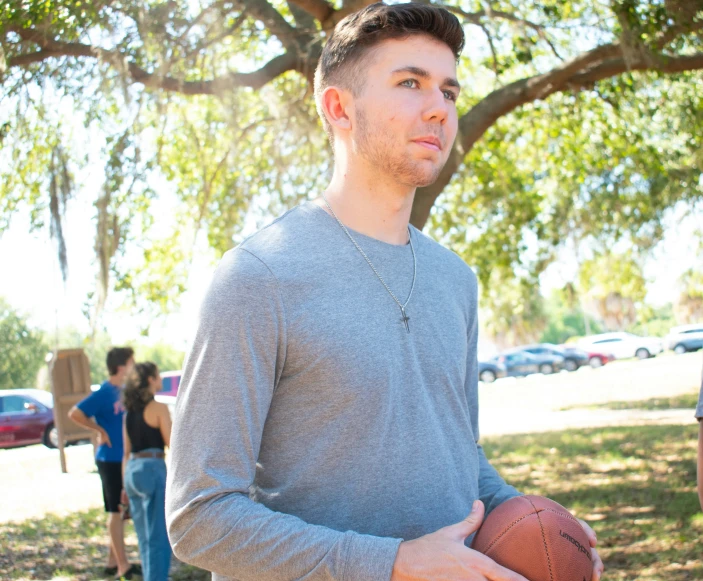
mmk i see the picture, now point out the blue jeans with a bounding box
[125,449,172,581]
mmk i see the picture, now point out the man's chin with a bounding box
[410,157,446,187]
[414,174,441,188]
[407,166,443,188]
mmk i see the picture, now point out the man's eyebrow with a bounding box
[391,66,461,90]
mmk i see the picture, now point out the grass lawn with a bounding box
[2,423,700,580]
[0,508,207,581]
[560,392,699,411]
[483,423,702,580]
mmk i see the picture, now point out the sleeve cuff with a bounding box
[342,532,402,581]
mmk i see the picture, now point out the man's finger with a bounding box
[578,518,597,547]
[443,500,485,540]
[590,547,604,581]
[475,552,530,581]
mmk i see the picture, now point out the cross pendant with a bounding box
[400,307,410,333]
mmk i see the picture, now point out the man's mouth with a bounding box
[412,136,442,152]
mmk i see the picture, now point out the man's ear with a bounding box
[320,86,353,133]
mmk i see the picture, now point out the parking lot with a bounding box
[479,351,701,435]
[1,351,701,523]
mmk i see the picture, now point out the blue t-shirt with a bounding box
[77,381,124,463]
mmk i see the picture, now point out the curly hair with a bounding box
[123,362,159,412]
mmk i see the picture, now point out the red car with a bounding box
[584,350,616,368]
[0,388,82,449]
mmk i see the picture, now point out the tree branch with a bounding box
[433,2,564,60]
[568,52,703,88]
[321,0,374,30]
[180,0,238,40]
[410,46,703,228]
[286,0,318,31]
[134,52,300,93]
[288,0,334,24]
[652,13,703,50]
[180,12,249,61]
[442,5,545,33]
[237,0,301,50]
[7,30,299,93]
[453,43,621,156]
[477,21,500,80]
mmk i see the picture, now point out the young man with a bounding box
[69,347,139,579]
[166,4,604,581]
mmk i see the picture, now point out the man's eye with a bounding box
[443,90,457,102]
[400,79,418,88]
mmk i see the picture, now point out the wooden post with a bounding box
[48,349,94,474]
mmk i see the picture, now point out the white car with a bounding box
[664,324,703,354]
[578,332,663,360]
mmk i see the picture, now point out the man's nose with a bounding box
[422,88,450,125]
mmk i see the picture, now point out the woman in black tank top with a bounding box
[122,362,172,581]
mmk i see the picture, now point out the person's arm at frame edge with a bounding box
[157,401,172,448]
[698,419,703,512]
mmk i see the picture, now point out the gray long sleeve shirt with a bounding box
[166,202,519,581]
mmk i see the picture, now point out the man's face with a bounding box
[350,35,460,188]
[123,357,135,376]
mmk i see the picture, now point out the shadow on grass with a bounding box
[0,507,208,581]
[3,424,700,581]
[483,424,702,581]
[1,508,122,580]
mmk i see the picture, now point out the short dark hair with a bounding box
[106,347,135,376]
[314,2,464,141]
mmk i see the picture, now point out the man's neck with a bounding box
[108,374,124,388]
[316,165,416,245]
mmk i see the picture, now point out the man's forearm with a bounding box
[476,443,521,514]
[68,408,103,433]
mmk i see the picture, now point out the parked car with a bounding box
[153,370,181,411]
[478,360,507,383]
[519,343,589,372]
[159,370,181,397]
[664,324,703,354]
[578,332,663,360]
[582,349,616,368]
[0,389,82,449]
[492,350,564,377]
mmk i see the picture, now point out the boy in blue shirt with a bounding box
[69,347,136,579]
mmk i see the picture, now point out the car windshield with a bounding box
[30,390,53,408]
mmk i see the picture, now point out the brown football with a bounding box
[471,495,593,581]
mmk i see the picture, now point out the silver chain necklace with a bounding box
[321,194,417,333]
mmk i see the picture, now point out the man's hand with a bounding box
[120,489,129,506]
[577,518,604,581]
[97,428,112,448]
[390,500,529,581]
